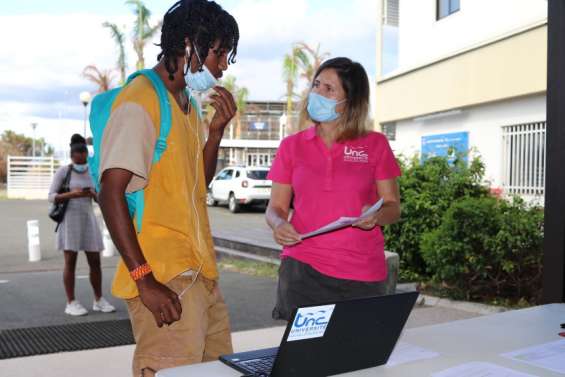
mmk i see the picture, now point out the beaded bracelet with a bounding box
[130,263,152,281]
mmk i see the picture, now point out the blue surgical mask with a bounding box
[307,92,346,123]
[73,163,88,173]
[184,47,218,92]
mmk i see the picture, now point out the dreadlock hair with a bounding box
[157,0,239,81]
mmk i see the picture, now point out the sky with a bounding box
[0,0,381,152]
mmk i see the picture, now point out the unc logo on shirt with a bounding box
[288,304,336,342]
[344,146,369,163]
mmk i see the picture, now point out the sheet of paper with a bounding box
[432,362,538,377]
[300,198,384,239]
[501,339,565,374]
[385,342,440,367]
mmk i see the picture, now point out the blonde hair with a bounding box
[299,57,370,142]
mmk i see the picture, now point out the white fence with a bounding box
[7,156,60,199]
[501,122,546,201]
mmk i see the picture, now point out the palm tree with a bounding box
[295,42,330,85]
[82,65,115,93]
[222,76,249,139]
[283,42,331,131]
[126,0,162,70]
[282,46,305,134]
[102,22,127,84]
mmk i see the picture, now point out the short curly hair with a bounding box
[157,0,239,81]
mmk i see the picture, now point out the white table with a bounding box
[157,304,565,376]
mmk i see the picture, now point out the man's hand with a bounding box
[208,86,237,136]
[136,274,183,327]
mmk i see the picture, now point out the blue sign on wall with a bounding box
[249,122,267,131]
[421,131,469,164]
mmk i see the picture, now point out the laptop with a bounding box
[220,291,419,377]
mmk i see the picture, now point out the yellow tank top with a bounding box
[110,76,218,299]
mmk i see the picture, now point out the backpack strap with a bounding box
[125,69,173,232]
[127,69,172,163]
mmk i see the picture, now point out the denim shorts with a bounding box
[272,257,387,321]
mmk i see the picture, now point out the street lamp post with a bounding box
[79,91,92,137]
[30,122,37,157]
[279,113,288,141]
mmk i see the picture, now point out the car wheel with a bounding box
[228,193,241,213]
[206,191,217,207]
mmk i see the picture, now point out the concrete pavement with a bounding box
[0,267,285,332]
[0,198,486,375]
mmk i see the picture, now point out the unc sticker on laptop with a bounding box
[287,304,336,342]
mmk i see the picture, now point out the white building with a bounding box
[214,101,299,170]
[376,0,548,203]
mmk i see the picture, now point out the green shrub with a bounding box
[384,155,489,277]
[420,196,543,304]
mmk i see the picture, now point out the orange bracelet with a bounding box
[130,263,152,281]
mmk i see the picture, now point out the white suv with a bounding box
[207,166,272,213]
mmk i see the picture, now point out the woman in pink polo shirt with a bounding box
[266,57,401,320]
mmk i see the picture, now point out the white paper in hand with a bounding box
[300,198,384,240]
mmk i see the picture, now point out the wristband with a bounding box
[130,263,152,281]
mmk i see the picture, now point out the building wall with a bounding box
[398,0,548,70]
[376,23,547,124]
[391,93,546,187]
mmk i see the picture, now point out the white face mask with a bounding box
[73,163,88,173]
[184,47,218,92]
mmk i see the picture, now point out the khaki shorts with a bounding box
[126,274,233,377]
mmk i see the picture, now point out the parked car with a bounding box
[207,166,272,213]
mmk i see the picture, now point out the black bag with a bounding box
[49,165,73,229]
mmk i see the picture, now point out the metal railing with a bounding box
[7,156,60,199]
[501,121,546,198]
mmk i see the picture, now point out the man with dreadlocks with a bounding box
[97,0,239,375]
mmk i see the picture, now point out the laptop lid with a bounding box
[270,291,419,377]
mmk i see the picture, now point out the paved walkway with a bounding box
[208,206,280,250]
[0,200,481,324]
[0,201,273,274]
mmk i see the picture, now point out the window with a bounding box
[216,170,227,180]
[247,170,269,180]
[383,0,399,27]
[501,122,546,197]
[217,169,233,180]
[247,153,271,167]
[437,0,460,20]
[382,122,397,141]
[235,171,241,178]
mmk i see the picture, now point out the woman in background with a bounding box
[48,134,115,316]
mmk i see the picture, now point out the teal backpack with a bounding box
[88,69,198,233]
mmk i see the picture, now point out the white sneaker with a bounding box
[93,297,116,313]
[65,300,88,316]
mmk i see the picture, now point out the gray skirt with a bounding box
[57,198,104,252]
[272,257,387,321]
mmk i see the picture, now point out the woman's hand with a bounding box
[273,221,302,246]
[352,205,380,230]
[70,189,87,199]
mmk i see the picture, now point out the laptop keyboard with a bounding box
[240,355,276,375]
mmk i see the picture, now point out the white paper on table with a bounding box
[432,362,538,377]
[385,342,440,367]
[501,339,565,374]
[300,198,384,240]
